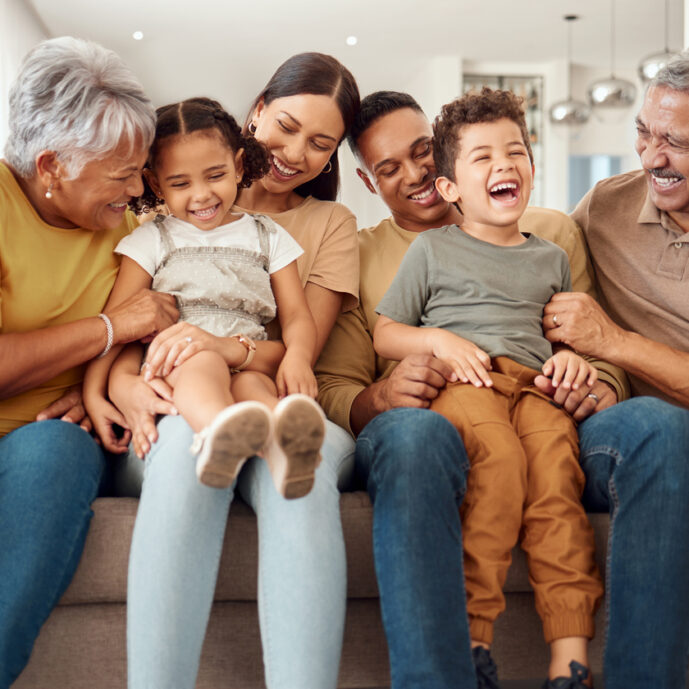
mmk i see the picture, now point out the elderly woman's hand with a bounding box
[35,383,92,431]
[105,289,179,346]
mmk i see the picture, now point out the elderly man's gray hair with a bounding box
[650,49,689,94]
[4,36,155,179]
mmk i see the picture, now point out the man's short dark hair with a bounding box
[348,91,423,157]
[433,87,533,182]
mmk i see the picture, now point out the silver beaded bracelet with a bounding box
[97,313,114,359]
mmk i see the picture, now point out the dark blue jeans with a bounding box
[578,397,689,689]
[356,407,477,689]
[358,398,689,689]
[0,420,104,688]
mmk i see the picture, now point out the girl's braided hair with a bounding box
[130,97,270,214]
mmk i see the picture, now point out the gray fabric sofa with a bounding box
[15,494,609,689]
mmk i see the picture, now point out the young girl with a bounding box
[84,97,326,499]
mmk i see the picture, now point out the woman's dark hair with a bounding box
[131,97,270,214]
[246,52,360,202]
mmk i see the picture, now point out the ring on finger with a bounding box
[184,336,192,344]
[552,314,560,326]
[586,392,599,404]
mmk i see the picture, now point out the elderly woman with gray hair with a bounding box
[0,36,178,685]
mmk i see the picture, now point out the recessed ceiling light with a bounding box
[346,35,358,46]
[132,31,144,41]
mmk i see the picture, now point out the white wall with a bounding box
[0,0,48,152]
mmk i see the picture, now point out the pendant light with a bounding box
[549,15,590,127]
[587,0,637,122]
[638,0,677,83]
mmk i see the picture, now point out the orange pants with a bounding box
[431,357,603,645]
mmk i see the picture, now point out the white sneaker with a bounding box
[264,394,326,499]
[193,402,272,489]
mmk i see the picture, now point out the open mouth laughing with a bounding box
[489,181,520,204]
[190,204,220,220]
[408,181,440,206]
[648,167,686,193]
[271,155,300,180]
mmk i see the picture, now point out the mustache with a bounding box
[648,167,685,179]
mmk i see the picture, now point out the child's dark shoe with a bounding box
[542,660,591,689]
[472,646,500,689]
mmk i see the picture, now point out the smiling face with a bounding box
[635,85,689,222]
[147,129,244,230]
[435,118,533,243]
[356,107,456,232]
[251,93,345,194]
[44,137,148,231]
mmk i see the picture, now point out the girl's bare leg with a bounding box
[167,352,271,489]
[166,351,232,432]
[231,370,279,408]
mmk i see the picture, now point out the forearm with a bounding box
[83,343,125,408]
[373,318,435,361]
[606,330,689,406]
[0,316,110,399]
[349,378,392,435]
[281,312,318,364]
[220,335,284,378]
[315,306,379,434]
[251,340,286,378]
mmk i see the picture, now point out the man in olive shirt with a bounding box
[316,90,689,689]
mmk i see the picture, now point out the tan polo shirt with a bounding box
[571,169,689,402]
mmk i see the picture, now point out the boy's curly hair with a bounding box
[432,87,533,182]
[130,97,270,214]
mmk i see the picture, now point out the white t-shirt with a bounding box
[116,213,303,276]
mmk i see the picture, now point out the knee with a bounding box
[356,408,468,492]
[583,397,689,494]
[151,414,195,454]
[186,349,227,370]
[7,420,104,497]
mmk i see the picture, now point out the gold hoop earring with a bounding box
[45,183,54,199]
[323,160,332,174]
[248,122,257,134]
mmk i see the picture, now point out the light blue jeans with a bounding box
[126,413,354,689]
[0,420,105,689]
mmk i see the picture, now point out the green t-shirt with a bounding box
[376,224,571,371]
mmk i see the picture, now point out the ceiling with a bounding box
[26,0,685,116]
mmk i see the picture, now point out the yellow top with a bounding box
[0,162,137,436]
[316,206,630,435]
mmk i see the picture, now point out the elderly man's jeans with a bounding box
[0,420,104,689]
[357,398,689,689]
[578,397,689,689]
[356,407,477,689]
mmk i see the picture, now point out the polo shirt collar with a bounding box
[637,185,686,235]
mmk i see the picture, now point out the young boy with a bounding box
[373,88,603,689]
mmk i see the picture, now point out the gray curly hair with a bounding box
[650,49,689,93]
[4,36,155,179]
